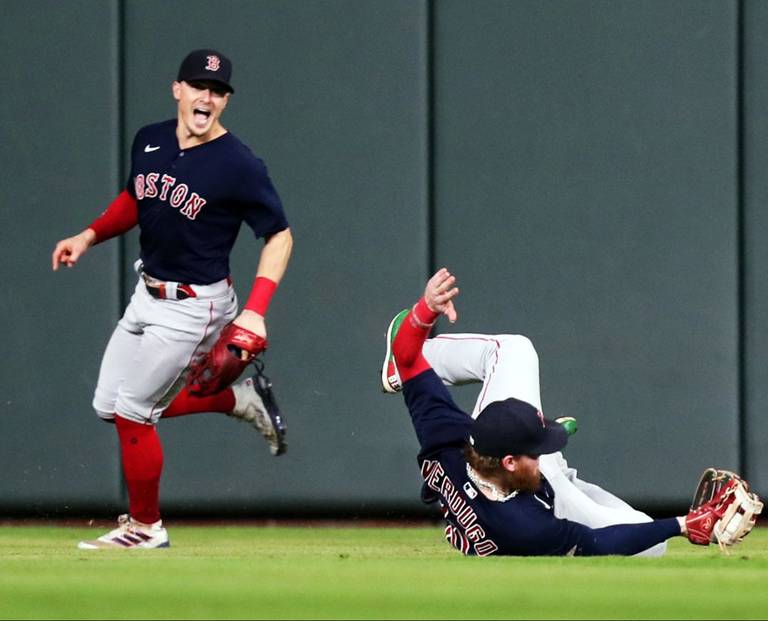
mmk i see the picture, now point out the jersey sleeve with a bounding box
[503,502,679,556]
[235,157,289,238]
[484,490,680,556]
[402,370,473,461]
[573,518,681,556]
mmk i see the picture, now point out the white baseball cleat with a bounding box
[77,514,169,549]
[229,374,287,456]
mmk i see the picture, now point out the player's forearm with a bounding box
[575,518,682,556]
[255,227,293,283]
[89,190,139,244]
[243,228,293,316]
[404,370,474,456]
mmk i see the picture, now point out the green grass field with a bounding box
[1,523,767,620]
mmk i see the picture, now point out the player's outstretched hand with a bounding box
[51,229,96,271]
[424,267,459,323]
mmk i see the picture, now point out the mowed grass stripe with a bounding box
[1,525,767,619]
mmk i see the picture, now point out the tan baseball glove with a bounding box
[685,468,763,553]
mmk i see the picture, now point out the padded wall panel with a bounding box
[743,0,768,498]
[0,0,122,511]
[432,0,739,505]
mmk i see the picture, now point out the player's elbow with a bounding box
[266,227,293,255]
[279,227,293,251]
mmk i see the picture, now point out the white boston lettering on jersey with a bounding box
[134,171,207,221]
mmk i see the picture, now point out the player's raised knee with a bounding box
[495,334,538,363]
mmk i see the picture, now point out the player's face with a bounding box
[502,455,541,493]
[516,455,540,477]
[173,80,230,141]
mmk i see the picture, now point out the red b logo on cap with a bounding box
[205,55,221,71]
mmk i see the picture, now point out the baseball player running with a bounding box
[382,268,761,556]
[51,49,293,549]
[383,309,665,556]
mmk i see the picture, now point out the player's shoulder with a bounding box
[133,118,176,139]
[130,119,176,151]
[224,132,267,165]
[221,132,270,176]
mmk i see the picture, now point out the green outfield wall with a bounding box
[0,0,762,516]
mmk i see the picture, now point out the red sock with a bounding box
[115,416,163,525]
[162,387,235,418]
[394,298,440,382]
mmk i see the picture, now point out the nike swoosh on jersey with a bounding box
[144,145,161,152]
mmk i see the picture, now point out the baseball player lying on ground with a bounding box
[381,268,762,556]
[384,293,665,556]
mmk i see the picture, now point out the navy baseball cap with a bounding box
[469,398,568,458]
[177,49,234,93]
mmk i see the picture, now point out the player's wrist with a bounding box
[244,276,277,315]
[233,310,266,338]
[412,298,439,327]
[81,228,98,247]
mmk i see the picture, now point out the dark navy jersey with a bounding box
[126,119,289,284]
[403,370,680,556]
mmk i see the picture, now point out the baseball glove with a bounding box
[685,468,763,553]
[187,323,267,396]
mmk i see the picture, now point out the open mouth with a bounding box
[193,108,211,124]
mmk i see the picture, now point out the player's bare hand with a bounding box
[425,267,459,323]
[52,229,96,271]
[233,310,266,360]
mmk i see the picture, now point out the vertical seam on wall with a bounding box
[736,0,747,477]
[117,0,127,312]
[426,0,436,276]
[115,0,128,507]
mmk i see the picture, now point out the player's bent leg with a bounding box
[383,305,435,388]
[92,321,143,422]
[162,387,235,418]
[110,278,237,424]
[423,333,503,386]
[229,367,287,456]
[423,334,542,416]
[161,362,286,456]
[572,477,643,512]
[539,454,667,557]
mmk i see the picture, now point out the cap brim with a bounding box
[182,75,234,93]
[528,419,568,455]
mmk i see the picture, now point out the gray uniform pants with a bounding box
[92,272,237,425]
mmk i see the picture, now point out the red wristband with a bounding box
[412,297,440,327]
[244,276,278,316]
